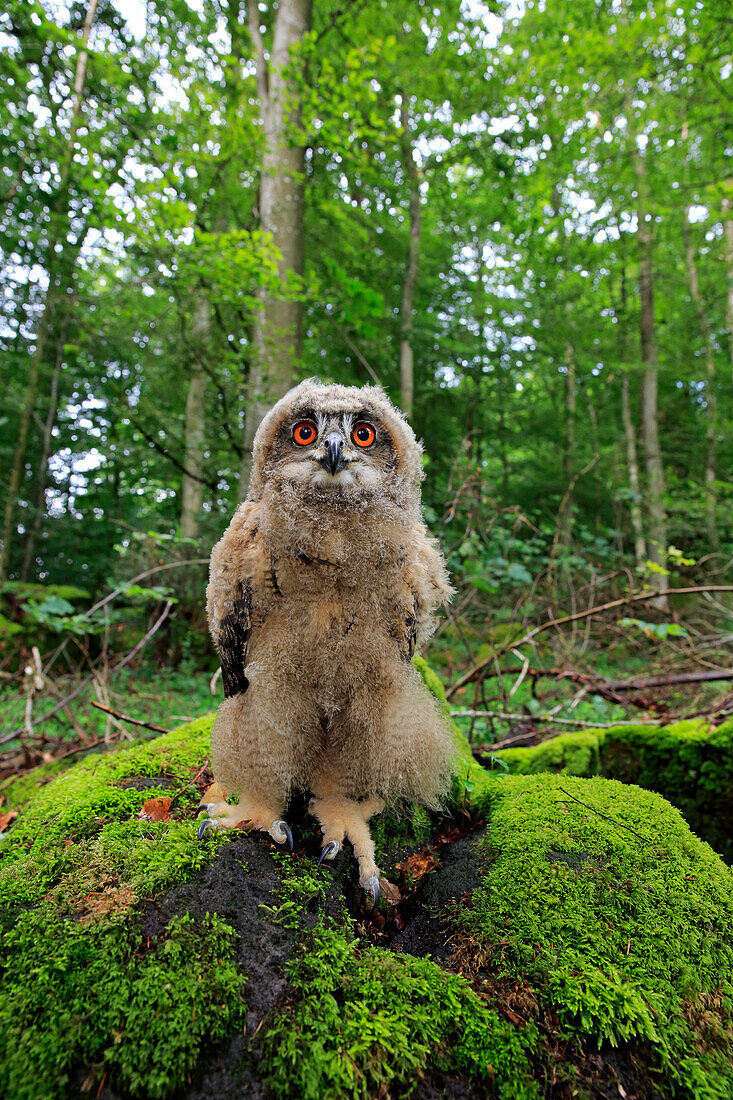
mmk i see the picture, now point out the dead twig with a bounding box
[458,710,661,729]
[89,701,170,735]
[557,785,650,844]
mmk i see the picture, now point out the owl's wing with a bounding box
[217,584,252,697]
[207,501,267,697]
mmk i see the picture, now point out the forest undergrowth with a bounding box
[2,546,731,804]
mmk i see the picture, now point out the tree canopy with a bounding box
[0,0,730,598]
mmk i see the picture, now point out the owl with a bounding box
[199,379,457,902]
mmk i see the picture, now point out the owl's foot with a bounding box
[361,872,380,907]
[309,795,384,907]
[196,801,293,850]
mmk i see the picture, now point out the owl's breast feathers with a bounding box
[207,501,453,688]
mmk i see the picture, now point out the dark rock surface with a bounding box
[391,828,486,961]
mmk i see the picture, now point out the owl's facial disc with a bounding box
[276,409,388,500]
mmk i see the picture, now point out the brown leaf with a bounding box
[0,808,18,832]
[80,884,137,924]
[138,797,173,822]
[398,849,439,883]
[378,876,402,906]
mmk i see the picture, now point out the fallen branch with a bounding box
[591,668,733,692]
[446,585,733,700]
[457,710,661,730]
[90,701,170,734]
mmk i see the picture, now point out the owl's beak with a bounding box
[321,432,346,477]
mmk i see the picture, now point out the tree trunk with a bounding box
[398,99,422,420]
[618,264,646,566]
[682,204,718,550]
[20,337,64,581]
[620,372,646,566]
[550,182,576,550]
[723,194,733,385]
[633,143,668,600]
[0,0,97,581]
[557,310,576,548]
[240,0,313,498]
[180,298,209,541]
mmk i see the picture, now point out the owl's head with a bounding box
[247,380,424,512]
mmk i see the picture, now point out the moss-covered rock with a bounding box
[1,678,733,1099]
[459,773,733,1098]
[494,718,733,862]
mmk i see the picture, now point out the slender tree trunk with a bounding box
[723,194,733,384]
[557,312,576,548]
[0,0,97,580]
[240,0,313,497]
[180,298,209,540]
[621,372,646,566]
[682,203,718,549]
[20,334,64,581]
[550,182,576,549]
[398,99,422,420]
[633,143,668,600]
[618,264,646,566]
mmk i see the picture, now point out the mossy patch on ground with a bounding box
[0,907,246,1100]
[455,772,733,1098]
[0,714,218,910]
[262,923,539,1100]
[494,718,733,861]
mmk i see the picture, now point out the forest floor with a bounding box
[2,619,731,796]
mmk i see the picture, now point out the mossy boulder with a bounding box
[1,674,733,1099]
[493,717,733,862]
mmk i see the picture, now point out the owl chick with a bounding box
[199,379,457,902]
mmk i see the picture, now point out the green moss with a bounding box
[0,907,246,1100]
[0,713,249,1099]
[494,718,733,862]
[262,924,538,1100]
[8,677,732,1099]
[4,755,81,808]
[457,773,733,1098]
[371,802,434,862]
[0,714,219,908]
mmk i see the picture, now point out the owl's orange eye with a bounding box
[352,422,375,448]
[293,421,317,446]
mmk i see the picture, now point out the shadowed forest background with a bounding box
[0,0,731,771]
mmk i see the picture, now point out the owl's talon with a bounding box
[270,820,293,850]
[197,818,219,841]
[318,839,340,866]
[364,875,380,908]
